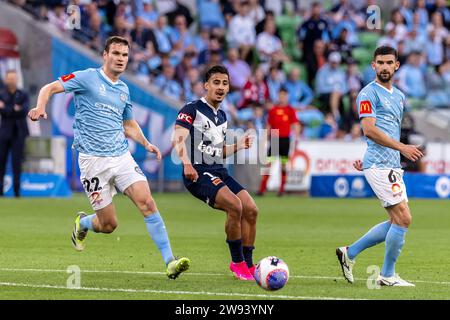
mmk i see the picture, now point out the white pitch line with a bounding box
[1,267,450,286]
[0,282,362,300]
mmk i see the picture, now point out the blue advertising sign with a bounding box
[2,174,72,197]
[311,174,450,199]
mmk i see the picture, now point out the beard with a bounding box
[377,71,393,83]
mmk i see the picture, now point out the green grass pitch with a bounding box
[1,193,449,300]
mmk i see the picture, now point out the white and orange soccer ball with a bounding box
[254,256,289,291]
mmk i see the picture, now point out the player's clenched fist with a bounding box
[28,107,48,121]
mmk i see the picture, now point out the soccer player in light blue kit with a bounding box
[336,46,424,287]
[28,36,190,279]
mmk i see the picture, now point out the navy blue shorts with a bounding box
[183,167,245,208]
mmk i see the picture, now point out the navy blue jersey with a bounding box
[175,97,227,170]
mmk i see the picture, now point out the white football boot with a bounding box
[377,274,415,287]
[336,246,356,284]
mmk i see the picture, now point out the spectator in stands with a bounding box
[227,0,256,62]
[139,0,159,29]
[223,47,252,92]
[284,67,314,111]
[166,0,194,27]
[414,0,429,30]
[255,10,279,35]
[47,3,68,32]
[248,0,265,24]
[319,112,338,140]
[434,0,450,28]
[343,123,363,142]
[426,60,450,108]
[397,51,427,100]
[198,0,226,30]
[256,18,287,70]
[0,70,29,198]
[136,41,162,78]
[131,16,157,51]
[297,2,331,87]
[329,28,353,64]
[404,27,427,56]
[154,15,172,54]
[169,14,195,52]
[377,23,398,50]
[239,67,269,109]
[399,0,414,28]
[340,59,362,136]
[315,52,348,120]
[267,64,285,102]
[332,11,359,47]
[427,27,446,66]
[154,64,183,100]
[198,35,224,67]
[307,39,328,89]
[385,8,409,42]
[183,68,202,102]
[176,50,196,83]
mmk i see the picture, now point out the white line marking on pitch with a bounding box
[0,267,449,286]
[0,282,363,300]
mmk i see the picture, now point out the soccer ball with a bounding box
[254,256,289,291]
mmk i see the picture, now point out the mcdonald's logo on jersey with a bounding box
[359,100,373,114]
[61,73,75,82]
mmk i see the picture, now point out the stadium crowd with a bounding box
[8,0,450,140]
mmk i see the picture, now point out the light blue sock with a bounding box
[80,214,96,231]
[144,212,174,265]
[347,221,391,260]
[381,224,408,277]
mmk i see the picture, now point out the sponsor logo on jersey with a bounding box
[90,192,103,206]
[61,73,75,82]
[197,141,222,157]
[135,166,145,176]
[392,183,402,197]
[177,113,193,124]
[360,100,372,114]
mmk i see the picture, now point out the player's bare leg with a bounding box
[71,203,117,251]
[124,181,190,279]
[236,190,258,275]
[215,186,253,280]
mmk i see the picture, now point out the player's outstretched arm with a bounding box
[28,80,65,121]
[123,119,161,161]
[361,117,424,162]
[172,125,198,181]
[222,132,254,158]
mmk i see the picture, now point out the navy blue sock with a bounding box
[243,246,255,268]
[226,239,244,263]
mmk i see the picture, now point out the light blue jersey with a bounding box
[59,68,133,157]
[357,81,406,169]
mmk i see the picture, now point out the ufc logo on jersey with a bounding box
[360,100,372,114]
[178,113,193,124]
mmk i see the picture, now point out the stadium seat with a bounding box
[358,32,380,51]
[276,14,302,60]
[352,47,372,66]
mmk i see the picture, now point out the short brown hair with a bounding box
[104,36,130,53]
[373,46,398,61]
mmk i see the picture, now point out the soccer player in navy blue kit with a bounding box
[173,65,259,281]
[336,46,424,287]
[28,36,190,279]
